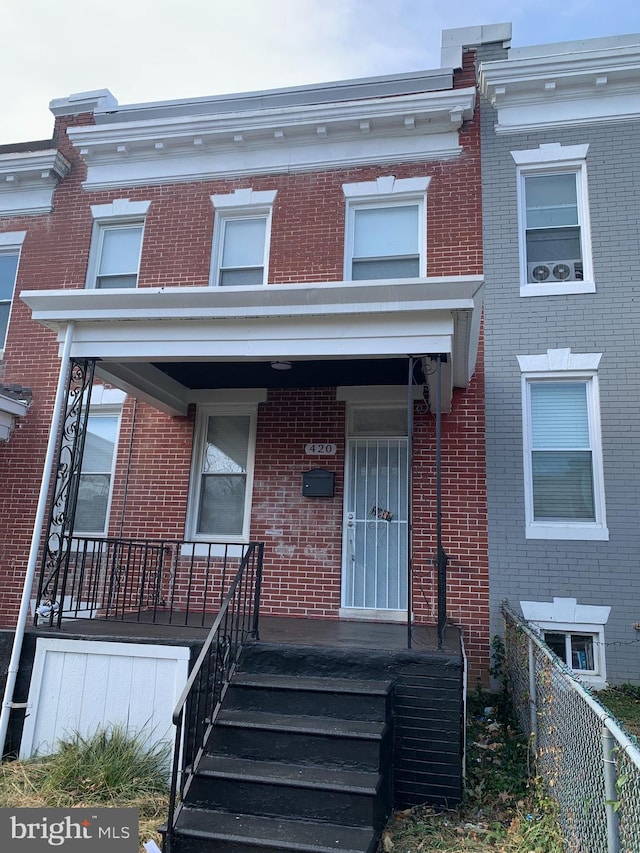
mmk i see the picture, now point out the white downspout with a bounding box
[0,323,75,759]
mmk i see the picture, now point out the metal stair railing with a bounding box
[165,541,263,852]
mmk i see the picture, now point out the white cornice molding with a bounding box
[66,88,476,189]
[479,39,640,132]
[0,150,71,217]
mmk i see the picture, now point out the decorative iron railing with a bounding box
[165,544,263,851]
[33,535,264,629]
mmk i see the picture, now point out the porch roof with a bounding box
[21,275,483,415]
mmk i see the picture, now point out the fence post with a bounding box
[528,637,538,752]
[602,725,620,853]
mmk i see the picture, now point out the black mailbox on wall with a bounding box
[302,468,335,497]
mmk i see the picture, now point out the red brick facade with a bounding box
[0,50,489,680]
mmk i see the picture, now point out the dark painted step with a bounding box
[187,754,386,827]
[208,708,389,769]
[225,673,392,721]
[172,806,378,853]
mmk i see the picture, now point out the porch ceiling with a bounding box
[21,276,483,415]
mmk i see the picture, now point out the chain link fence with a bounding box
[502,604,640,853]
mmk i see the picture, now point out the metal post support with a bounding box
[34,357,96,625]
[602,725,621,853]
[435,354,448,649]
[528,637,538,753]
[406,357,414,649]
[0,325,75,760]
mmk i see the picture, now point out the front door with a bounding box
[343,436,408,611]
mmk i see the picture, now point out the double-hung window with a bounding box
[513,144,593,296]
[188,406,258,541]
[86,199,150,289]
[0,231,26,353]
[343,176,430,281]
[210,189,276,287]
[519,349,607,540]
[74,411,120,534]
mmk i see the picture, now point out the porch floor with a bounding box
[26,613,461,656]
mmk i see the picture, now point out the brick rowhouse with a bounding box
[0,48,488,680]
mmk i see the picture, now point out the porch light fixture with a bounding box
[270,361,292,370]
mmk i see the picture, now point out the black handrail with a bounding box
[165,542,263,852]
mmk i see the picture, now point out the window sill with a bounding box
[180,542,249,558]
[338,607,409,622]
[525,523,609,541]
[520,280,596,298]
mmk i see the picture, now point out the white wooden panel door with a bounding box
[20,638,189,759]
[343,438,408,610]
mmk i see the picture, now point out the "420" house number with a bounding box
[304,443,337,455]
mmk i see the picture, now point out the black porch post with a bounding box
[406,357,414,649]
[435,354,448,649]
[34,358,96,626]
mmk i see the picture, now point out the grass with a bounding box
[597,683,640,739]
[0,725,170,852]
[380,690,565,852]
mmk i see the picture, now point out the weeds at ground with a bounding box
[381,637,564,852]
[597,683,640,738]
[381,690,564,852]
[0,725,170,852]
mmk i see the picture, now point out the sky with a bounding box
[2,0,639,144]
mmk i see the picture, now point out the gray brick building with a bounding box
[448,24,640,685]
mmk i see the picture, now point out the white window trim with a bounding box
[74,402,123,537]
[518,348,608,541]
[0,230,26,357]
[210,189,277,288]
[85,198,150,290]
[186,403,258,543]
[342,175,430,281]
[512,143,594,297]
[521,597,611,688]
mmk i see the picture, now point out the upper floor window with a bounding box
[86,199,150,290]
[343,176,430,282]
[518,348,607,541]
[0,231,26,353]
[210,189,277,287]
[513,144,594,297]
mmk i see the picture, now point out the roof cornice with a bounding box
[67,88,476,189]
[479,38,640,132]
[0,149,71,217]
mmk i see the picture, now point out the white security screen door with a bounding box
[343,437,408,610]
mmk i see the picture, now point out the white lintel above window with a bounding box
[210,188,277,287]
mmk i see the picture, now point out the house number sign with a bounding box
[305,443,337,456]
